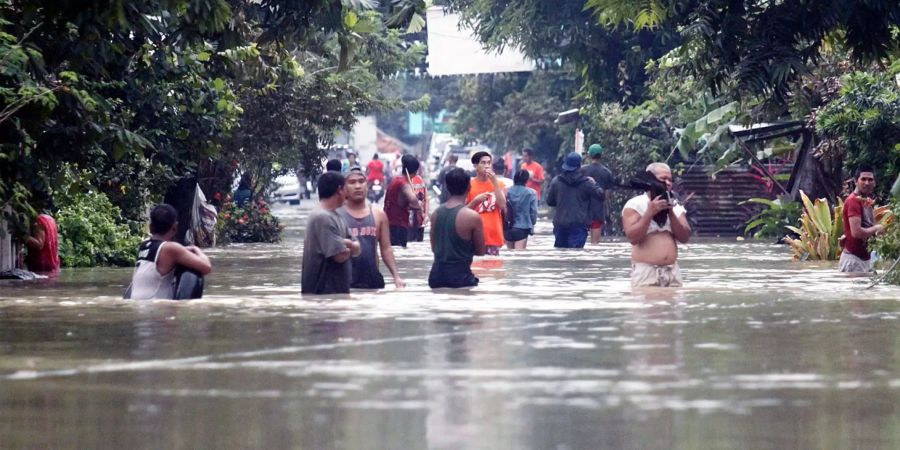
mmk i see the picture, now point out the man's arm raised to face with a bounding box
[668,208,691,244]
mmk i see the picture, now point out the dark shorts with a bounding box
[428,262,479,289]
[351,271,386,290]
[389,225,409,247]
[504,227,530,242]
[409,226,425,242]
[554,225,589,249]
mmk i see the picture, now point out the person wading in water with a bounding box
[130,204,212,300]
[428,168,486,288]
[301,172,361,295]
[383,154,422,248]
[337,167,406,289]
[622,162,691,287]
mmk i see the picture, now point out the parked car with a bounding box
[271,173,301,205]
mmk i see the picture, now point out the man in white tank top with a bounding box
[130,204,213,299]
[622,163,691,287]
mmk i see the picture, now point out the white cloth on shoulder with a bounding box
[623,194,686,234]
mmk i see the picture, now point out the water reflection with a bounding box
[0,203,899,448]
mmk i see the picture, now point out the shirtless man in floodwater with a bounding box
[622,162,691,287]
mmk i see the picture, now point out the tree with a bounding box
[584,0,900,101]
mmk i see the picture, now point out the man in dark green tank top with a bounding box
[428,168,486,288]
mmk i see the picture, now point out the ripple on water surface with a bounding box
[1,203,899,449]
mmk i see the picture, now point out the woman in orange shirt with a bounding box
[466,151,507,256]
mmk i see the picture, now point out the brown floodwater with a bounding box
[1,203,898,449]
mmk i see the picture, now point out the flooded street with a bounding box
[1,202,899,449]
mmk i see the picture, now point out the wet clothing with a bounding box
[504,227,530,243]
[521,161,545,200]
[25,214,60,273]
[384,176,412,226]
[337,207,385,289]
[623,194,687,233]
[131,239,175,299]
[580,162,615,223]
[301,207,354,295]
[506,185,538,231]
[842,193,874,261]
[467,178,506,248]
[389,225,409,247]
[546,170,604,249]
[631,262,683,287]
[553,225,588,249]
[839,251,873,273]
[428,205,478,288]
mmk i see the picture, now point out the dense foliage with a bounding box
[55,191,143,268]
[217,198,283,244]
[815,67,900,197]
[1,0,426,242]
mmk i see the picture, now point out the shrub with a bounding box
[216,198,282,244]
[56,190,144,267]
[741,195,802,239]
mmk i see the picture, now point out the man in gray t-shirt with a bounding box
[301,172,360,295]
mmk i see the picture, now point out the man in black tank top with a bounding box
[338,168,405,289]
[428,168,486,288]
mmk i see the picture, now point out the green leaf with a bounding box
[212,78,226,91]
[197,51,210,62]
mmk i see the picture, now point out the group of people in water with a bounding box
[20,148,883,298]
[299,145,693,294]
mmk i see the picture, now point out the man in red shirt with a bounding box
[383,155,422,247]
[520,148,545,201]
[366,153,385,183]
[840,166,885,273]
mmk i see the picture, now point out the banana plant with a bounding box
[784,191,844,261]
[784,191,894,261]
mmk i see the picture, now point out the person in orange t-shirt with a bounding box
[466,151,507,256]
[520,148,545,201]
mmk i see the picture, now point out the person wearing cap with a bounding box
[622,162,691,287]
[466,151,507,256]
[383,154,422,247]
[545,152,605,249]
[580,143,616,244]
[337,167,405,289]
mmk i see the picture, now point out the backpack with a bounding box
[503,194,516,231]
